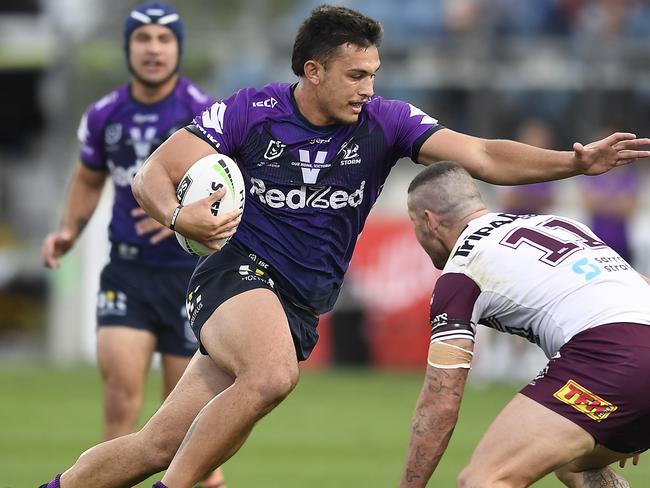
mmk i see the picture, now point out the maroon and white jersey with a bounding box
[429,212,650,358]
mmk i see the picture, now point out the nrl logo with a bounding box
[105,123,122,145]
[263,139,286,160]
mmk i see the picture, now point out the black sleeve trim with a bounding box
[431,320,474,335]
[411,125,445,163]
[184,124,213,146]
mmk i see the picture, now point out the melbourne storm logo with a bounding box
[338,140,361,166]
[263,139,286,160]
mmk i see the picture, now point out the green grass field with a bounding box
[1,363,646,487]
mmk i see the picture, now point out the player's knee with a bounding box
[104,381,143,418]
[246,363,299,410]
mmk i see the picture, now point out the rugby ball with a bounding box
[175,153,245,256]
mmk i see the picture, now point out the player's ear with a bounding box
[424,209,439,234]
[303,60,322,85]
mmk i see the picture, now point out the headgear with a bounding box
[124,2,184,71]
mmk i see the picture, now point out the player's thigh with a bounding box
[97,326,156,387]
[200,288,298,378]
[465,393,595,485]
[558,444,629,477]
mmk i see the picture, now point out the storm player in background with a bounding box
[40,3,225,487]
[401,161,650,488]
[40,5,650,488]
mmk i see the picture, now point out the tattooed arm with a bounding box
[399,339,473,488]
[42,161,107,268]
[581,467,630,487]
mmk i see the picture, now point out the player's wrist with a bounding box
[169,204,183,231]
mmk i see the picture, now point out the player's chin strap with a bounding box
[427,342,473,369]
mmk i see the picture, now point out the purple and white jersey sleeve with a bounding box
[367,98,442,161]
[78,90,120,170]
[191,88,253,155]
[429,273,480,344]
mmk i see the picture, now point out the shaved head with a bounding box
[407,161,487,268]
[407,161,485,226]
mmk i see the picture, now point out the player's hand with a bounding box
[42,229,75,269]
[174,187,242,251]
[573,132,650,176]
[619,453,640,468]
[131,207,175,245]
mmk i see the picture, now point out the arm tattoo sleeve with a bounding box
[582,467,630,488]
[400,366,468,487]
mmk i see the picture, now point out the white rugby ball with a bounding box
[175,153,245,256]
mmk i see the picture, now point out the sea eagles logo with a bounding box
[105,123,122,145]
[263,139,286,160]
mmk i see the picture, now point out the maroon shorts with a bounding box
[521,323,650,453]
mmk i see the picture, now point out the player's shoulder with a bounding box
[227,82,292,112]
[80,83,129,136]
[364,96,438,125]
[86,84,128,117]
[174,76,215,110]
[448,213,524,266]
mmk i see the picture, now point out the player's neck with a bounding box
[131,74,179,104]
[446,209,490,248]
[293,81,332,127]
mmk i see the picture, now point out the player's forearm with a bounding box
[59,165,105,239]
[481,139,577,185]
[132,155,179,228]
[400,368,466,487]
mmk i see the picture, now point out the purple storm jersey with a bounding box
[189,82,442,313]
[78,77,215,267]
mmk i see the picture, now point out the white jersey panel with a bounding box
[445,213,650,358]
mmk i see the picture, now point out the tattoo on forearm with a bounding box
[582,467,630,488]
[406,469,421,482]
[403,367,467,485]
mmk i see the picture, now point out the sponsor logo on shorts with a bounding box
[553,379,617,422]
[186,286,203,327]
[97,290,127,317]
[238,264,274,288]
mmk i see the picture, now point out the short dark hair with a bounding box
[291,4,383,76]
[407,161,469,195]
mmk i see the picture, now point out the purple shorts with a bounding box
[521,323,650,453]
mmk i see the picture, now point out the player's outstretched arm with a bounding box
[399,339,473,488]
[42,161,106,268]
[417,129,650,185]
[132,128,241,250]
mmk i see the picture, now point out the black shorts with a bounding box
[187,243,320,361]
[97,259,199,357]
[521,323,650,453]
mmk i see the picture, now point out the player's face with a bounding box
[317,43,380,125]
[129,24,179,87]
[408,206,449,269]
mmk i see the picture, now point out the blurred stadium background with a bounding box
[2,0,650,486]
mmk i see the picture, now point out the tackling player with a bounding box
[400,161,650,487]
[40,3,225,487]
[40,5,650,488]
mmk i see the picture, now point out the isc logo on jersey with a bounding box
[249,177,365,210]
